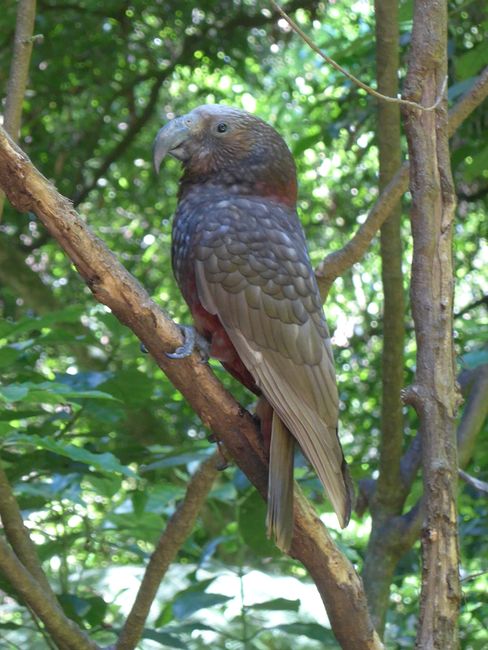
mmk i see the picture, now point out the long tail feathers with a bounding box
[266,412,295,552]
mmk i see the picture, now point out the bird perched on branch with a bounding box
[153,104,353,551]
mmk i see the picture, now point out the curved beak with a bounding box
[152,117,191,173]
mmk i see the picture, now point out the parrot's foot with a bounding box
[166,325,210,363]
[140,342,149,354]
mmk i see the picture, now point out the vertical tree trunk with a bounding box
[363,0,405,633]
[403,0,461,647]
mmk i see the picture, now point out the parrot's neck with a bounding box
[178,175,297,208]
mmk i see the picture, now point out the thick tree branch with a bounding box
[116,452,220,650]
[0,127,382,650]
[315,65,488,298]
[0,0,36,220]
[0,536,99,650]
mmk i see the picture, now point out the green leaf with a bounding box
[3,433,135,477]
[0,346,23,368]
[249,597,300,612]
[58,593,107,627]
[0,384,29,402]
[0,381,119,405]
[274,622,335,643]
[172,581,232,620]
[0,306,85,340]
[141,629,187,649]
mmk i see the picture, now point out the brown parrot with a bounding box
[153,105,353,551]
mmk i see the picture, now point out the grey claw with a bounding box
[166,325,210,363]
[166,325,196,359]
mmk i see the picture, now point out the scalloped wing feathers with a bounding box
[188,195,352,540]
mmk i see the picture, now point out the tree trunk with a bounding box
[363,0,405,633]
[403,0,461,647]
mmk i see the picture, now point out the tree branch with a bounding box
[0,0,37,221]
[459,470,488,495]
[270,0,446,111]
[0,127,383,650]
[0,462,55,597]
[116,452,220,650]
[0,536,99,650]
[315,65,488,298]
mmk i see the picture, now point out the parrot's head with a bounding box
[153,104,297,205]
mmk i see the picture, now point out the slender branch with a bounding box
[457,363,488,468]
[0,537,99,650]
[2,0,36,139]
[270,0,446,111]
[116,453,220,650]
[0,462,55,596]
[459,470,488,494]
[0,0,37,221]
[454,294,488,319]
[316,65,488,297]
[0,126,383,650]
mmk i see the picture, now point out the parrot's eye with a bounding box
[216,122,228,133]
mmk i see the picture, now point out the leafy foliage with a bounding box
[0,0,487,648]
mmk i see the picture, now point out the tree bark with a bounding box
[0,0,36,220]
[362,0,405,633]
[403,0,461,647]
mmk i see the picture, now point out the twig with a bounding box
[270,0,447,112]
[459,469,488,494]
[316,65,488,297]
[116,452,220,650]
[460,570,488,583]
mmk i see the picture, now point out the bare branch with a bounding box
[459,469,488,495]
[270,0,446,112]
[116,453,220,650]
[457,363,488,468]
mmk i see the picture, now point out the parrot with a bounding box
[153,104,353,551]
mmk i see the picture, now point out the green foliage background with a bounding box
[0,0,487,648]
